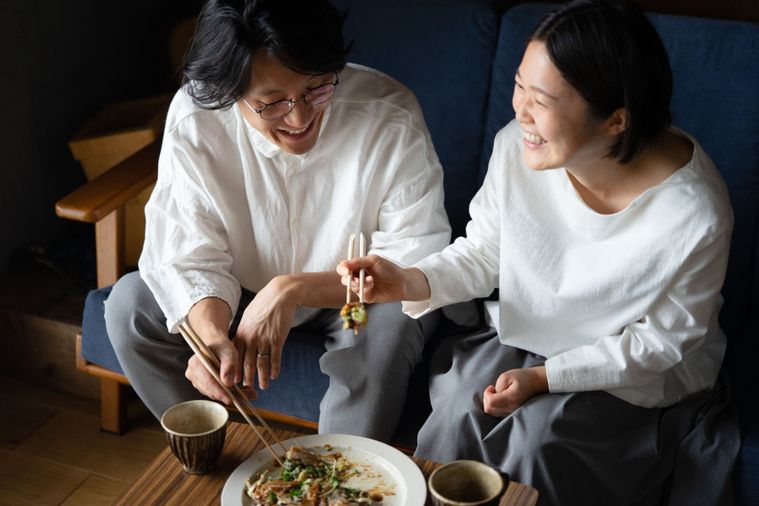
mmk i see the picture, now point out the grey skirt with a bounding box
[415,325,740,506]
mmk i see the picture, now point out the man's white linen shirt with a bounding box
[139,64,451,333]
[404,120,733,408]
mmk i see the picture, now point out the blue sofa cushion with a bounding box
[84,286,329,420]
[330,0,500,237]
[83,284,433,446]
[246,332,329,421]
[82,286,123,374]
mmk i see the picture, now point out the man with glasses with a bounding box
[104,0,450,441]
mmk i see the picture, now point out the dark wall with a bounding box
[0,0,200,271]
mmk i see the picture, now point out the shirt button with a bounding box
[286,169,294,177]
[291,218,300,226]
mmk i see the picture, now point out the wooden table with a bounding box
[116,422,538,505]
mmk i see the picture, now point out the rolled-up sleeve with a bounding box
[138,143,241,333]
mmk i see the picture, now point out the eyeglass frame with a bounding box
[241,73,339,121]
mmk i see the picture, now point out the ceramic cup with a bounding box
[160,399,229,474]
[428,460,507,506]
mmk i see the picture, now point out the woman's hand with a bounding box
[483,366,548,417]
[234,276,298,390]
[336,254,431,303]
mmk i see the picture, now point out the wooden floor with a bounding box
[0,375,166,506]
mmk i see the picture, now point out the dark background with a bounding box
[0,0,201,282]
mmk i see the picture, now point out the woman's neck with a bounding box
[566,131,693,214]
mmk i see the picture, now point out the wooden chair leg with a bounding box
[100,378,129,433]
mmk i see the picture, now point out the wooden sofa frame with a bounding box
[55,140,319,434]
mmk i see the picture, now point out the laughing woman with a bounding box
[338,1,740,504]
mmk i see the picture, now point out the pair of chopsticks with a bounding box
[345,232,366,304]
[177,320,287,466]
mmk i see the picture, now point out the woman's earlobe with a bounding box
[606,108,629,135]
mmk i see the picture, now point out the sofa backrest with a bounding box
[650,15,759,385]
[331,0,500,237]
[485,3,759,382]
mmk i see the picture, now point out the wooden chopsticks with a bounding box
[359,232,366,304]
[345,232,366,304]
[176,320,287,466]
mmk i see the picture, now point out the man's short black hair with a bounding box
[182,0,350,109]
[530,0,673,163]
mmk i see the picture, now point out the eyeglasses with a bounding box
[241,74,339,121]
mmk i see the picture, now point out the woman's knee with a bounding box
[418,392,487,455]
[431,388,484,425]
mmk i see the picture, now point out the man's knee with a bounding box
[366,303,427,356]
[367,313,426,366]
[104,271,163,348]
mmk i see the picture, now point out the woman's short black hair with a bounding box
[530,0,672,163]
[182,0,350,109]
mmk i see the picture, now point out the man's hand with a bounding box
[482,366,548,417]
[185,296,256,405]
[185,341,256,405]
[234,276,298,390]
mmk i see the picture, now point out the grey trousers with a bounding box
[416,325,740,506]
[104,271,438,441]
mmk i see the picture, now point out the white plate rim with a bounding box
[220,433,426,506]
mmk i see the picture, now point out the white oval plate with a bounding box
[221,433,426,506]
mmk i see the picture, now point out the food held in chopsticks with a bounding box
[244,446,385,505]
[342,233,368,335]
[340,302,367,334]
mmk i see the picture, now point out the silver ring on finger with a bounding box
[257,353,270,359]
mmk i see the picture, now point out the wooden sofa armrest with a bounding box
[56,140,160,224]
[54,140,161,433]
[55,140,160,287]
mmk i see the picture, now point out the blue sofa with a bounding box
[74,2,758,503]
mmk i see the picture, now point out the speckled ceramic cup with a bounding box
[160,400,229,474]
[428,460,506,506]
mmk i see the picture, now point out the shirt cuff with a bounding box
[544,348,624,394]
[544,352,600,393]
[401,299,433,318]
[544,357,563,393]
[166,290,237,334]
[400,260,448,318]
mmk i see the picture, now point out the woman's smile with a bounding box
[523,131,547,147]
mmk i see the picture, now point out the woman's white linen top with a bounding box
[405,120,733,407]
[139,64,451,333]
